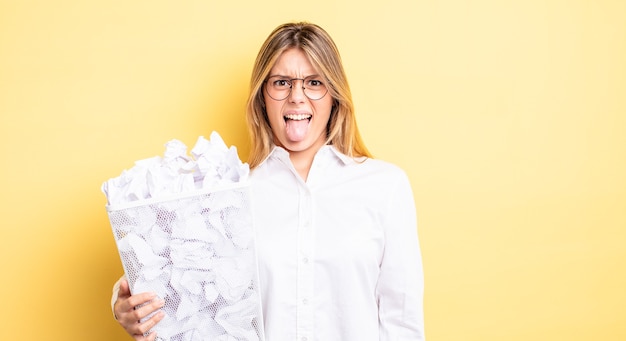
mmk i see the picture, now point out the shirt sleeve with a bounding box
[376,170,425,340]
[111,275,125,319]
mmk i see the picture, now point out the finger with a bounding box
[115,292,155,321]
[134,310,165,336]
[133,297,165,321]
[118,297,165,329]
[126,292,159,310]
[132,330,158,341]
[146,330,158,341]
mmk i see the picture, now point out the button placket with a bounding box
[296,186,314,341]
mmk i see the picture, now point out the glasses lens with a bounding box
[303,77,328,100]
[266,77,291,101]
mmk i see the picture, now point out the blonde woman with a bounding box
[113,22,425,340]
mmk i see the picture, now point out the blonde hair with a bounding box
[245,22,371,169]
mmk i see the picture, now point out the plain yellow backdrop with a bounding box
[1,1,624,340]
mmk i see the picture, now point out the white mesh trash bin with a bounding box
[106,183,264,341]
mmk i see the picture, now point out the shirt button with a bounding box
[302,298,309,305]
[302,257,309,264]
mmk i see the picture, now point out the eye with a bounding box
[271,78,291,88]
[306,78,324,88]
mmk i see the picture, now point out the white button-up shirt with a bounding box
[250,145,424,341]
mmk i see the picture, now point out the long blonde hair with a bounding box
[245,22,371,169]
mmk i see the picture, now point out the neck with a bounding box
[288,148,316,182]
[287,140,329,182]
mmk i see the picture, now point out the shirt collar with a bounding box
[259,144,365,167]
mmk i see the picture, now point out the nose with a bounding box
[288,79,306,103]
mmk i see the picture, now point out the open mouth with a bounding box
[283,113,312,142]
[284,114,312,122]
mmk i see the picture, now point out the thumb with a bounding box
[118,278,131,299]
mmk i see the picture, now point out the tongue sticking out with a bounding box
[285,118,310,142]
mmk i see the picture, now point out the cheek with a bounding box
[313,99,334,120]
[263,100,284,128]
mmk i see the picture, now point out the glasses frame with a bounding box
[264,76,329,101]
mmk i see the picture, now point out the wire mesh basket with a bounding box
[106,183,264,340]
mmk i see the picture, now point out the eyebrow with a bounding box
[267,74,322,79]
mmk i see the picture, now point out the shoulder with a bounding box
[352,157,409,181]
[360,158,405,174]
[324,156,412,197]
[330,146,404,177]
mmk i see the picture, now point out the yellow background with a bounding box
[1,1,624,340]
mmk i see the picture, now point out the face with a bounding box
[263,48,333,157]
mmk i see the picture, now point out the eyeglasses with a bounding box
[265,75,329,101]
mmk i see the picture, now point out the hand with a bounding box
[113,279,165,340]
